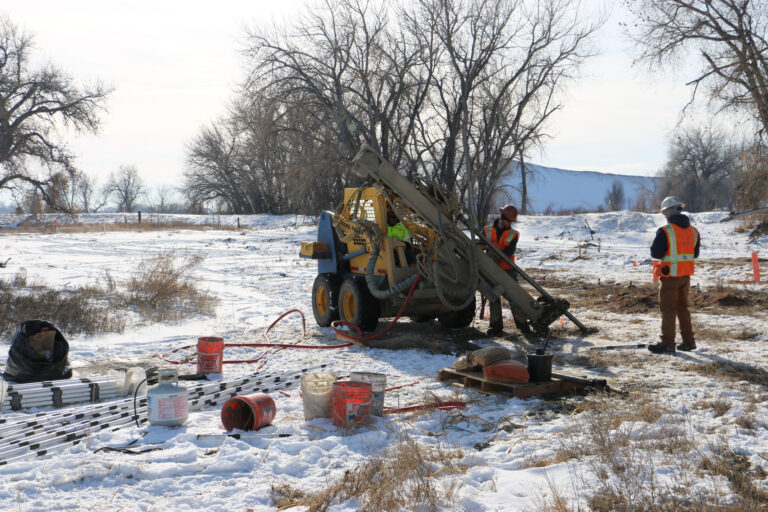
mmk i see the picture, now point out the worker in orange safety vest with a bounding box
[648,196,700,354]
[483,205,531,336]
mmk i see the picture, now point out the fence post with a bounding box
[753,251,761,282]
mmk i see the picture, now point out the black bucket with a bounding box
[527,353,553,382]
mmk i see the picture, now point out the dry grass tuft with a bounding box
[270,433,465,511]
[535,393,768,512]
[124,252,218,322]
[10,220,238,235]
[271,481,308,509]
[733,328,761,341]
[0,252,218,338]
[734,415,757,430]
[694,398,732,418]
[682,361,768,389]
[700,437,768,509]
[0,272,124,337]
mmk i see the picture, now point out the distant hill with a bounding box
[494,162,660,214]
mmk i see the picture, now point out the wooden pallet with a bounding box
[438,367,607,398]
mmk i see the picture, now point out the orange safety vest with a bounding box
[660,223,699,277]
[484,224,519,270]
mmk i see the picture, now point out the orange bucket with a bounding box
[197,336,224,374]
[331,381,372,426]
[221,393,276,431]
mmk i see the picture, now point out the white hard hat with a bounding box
[660,196,684,212]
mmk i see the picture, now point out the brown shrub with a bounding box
[694,399,732,418]
[0,252,218,339]
[0,273,124,338]
[271,433,465,511]
[124,252,218,322]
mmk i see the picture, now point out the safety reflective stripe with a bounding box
[504,229,518,243]
[661,224,696,276]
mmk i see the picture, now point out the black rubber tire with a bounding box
[338,278,380,332]
[312,274,341,327]
[437,296,477,329]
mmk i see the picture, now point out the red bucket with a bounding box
[221,393,276,431]
[332,381,372,426]
[197,336,224,374]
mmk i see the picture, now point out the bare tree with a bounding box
[232,0,596,220]
[105,165,145,212]
[452,0,599,224]
[605,180,626,210]
[0,17,110,194]
[626,0,768,136]
[147,184,179,213]
[734,143,768,210]
[183,94,333,215]
[658,126,739,211]
[245,0,435,181]
[76,172,106,212]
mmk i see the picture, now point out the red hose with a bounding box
[162,270,424,366]
[160,308,352,365]
[330,272,423,342]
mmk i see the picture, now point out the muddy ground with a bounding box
[525,268,768,316]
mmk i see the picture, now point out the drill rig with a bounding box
[300,145,587,336]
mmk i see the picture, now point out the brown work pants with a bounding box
[488,269,528,333]
[658,275,695,347]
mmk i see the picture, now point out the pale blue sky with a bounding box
[5,0,697,189]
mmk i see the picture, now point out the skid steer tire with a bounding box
[339,278,380,332]
[312,274,341,327]
[437,297,476,329]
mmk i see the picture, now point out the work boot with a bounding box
[487,325,504,337]
[515,319,533,336]
[648,343,675,354]
[677,342,697,351]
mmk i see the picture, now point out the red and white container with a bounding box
[197,336,224,374]
[331,381,372,426]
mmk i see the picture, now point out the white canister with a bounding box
[147,369,189,426]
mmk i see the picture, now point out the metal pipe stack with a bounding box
[1,376,120,411]
[0,364,328,466]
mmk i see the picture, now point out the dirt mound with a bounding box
[558,280,768,314]
[691,291,750,308]
[609,288,658,313]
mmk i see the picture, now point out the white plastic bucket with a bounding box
[350,372,386,416]
[300,372,337,420]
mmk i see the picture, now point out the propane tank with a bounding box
[147,369,189,426]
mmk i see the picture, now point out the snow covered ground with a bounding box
[0,210,766,511]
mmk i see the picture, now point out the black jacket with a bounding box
[650,213,700,260]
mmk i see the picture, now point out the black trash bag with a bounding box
[3,320,72,383]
